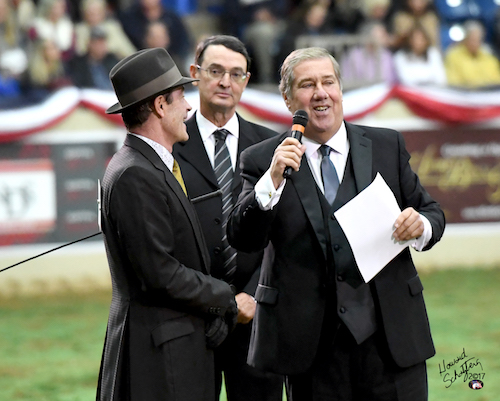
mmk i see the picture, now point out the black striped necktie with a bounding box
[214,129,237,281]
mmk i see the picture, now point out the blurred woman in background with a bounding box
[394,24,447,86]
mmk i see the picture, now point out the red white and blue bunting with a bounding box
[2,84,500,143]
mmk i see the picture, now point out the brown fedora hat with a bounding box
[106,47,197,114]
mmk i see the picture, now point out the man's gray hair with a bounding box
[279,47,343,99]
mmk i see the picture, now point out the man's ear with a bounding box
[153,95,165,117]
[189,64,199,85]
[283,94,291,111]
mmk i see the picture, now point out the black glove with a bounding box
[205,289,239,349]
[225,295,238,334]
[205,316,229,349]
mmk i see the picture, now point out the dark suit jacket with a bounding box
[97,134,234,401]
[228,122,446,375]
[174,113,277,293]
[67,53,119,89]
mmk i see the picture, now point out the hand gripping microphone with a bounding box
[283,109,309,178]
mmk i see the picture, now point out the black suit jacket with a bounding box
[174,113,277,293]
[97,134,234,401]
[228,122,446,375]
[67,53,119,89]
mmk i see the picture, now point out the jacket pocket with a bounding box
[255,284,279,305]
[151,315,195,347]
[408,274,424,296]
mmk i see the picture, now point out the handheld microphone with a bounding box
[283,109,309,178]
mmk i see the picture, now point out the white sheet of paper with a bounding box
[334,173,412,283]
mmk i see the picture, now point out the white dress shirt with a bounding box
[195,111,239,171]
[130,133,175,172]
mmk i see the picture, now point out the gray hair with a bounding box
[279,47,343,99]
[464,20,485,39]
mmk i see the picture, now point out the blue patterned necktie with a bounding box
[214,129,237,281]
[319,144,340,204]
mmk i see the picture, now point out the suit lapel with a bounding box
[290,160,330,261]
[234,115,260,197]
[125,134,211,272]
[177,115,219,188]
[345,122,373,194]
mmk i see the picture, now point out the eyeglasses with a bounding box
[196,64,249,82]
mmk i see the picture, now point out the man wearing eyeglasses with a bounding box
[173,35,283,401]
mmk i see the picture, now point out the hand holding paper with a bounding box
[334,173,413,283]
[393,206,425,242]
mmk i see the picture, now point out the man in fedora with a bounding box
[97,47,238,401]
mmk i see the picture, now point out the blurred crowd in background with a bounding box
[2,0,500,109]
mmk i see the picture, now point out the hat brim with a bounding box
[106,76,198,114]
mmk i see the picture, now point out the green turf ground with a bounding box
[0,267,498,400]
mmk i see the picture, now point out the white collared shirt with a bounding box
[255,122,350,208]
[302,122,350,193]
[130,133,175,172]
[195,111,239,170]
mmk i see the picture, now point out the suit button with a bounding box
[337,274,344,281]
[214,218,221,225]
[340,307,346,313]
[214,247,221,255]
[333,244,340,251]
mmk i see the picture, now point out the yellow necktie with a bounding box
[172,159,187,196]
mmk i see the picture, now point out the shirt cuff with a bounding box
[412,213,432,251]
[255,168,285,210]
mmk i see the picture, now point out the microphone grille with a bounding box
[293,109,309,126]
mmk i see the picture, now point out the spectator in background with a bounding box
[0,0,26,52]
[391,0,440,51]
[360,0,392,25]
[118,0,192,68]
[492,7,500,59]
[340,21,397,89]
[11,0,36,33]
[0,0,28,86]
[67,25,118,89]
[328,0,365,34]
[394,24,447,86]
[243,5,286,84]
[276,1,333,67]
[222,0,288,39]
[106,0,134,15]
[142,20,187,73]
[222,0,288,84]
[359,0,394,43]
[143,20,169,49]
[22,37,72,100]
[29,0,75,60]
[75,0,135,59]
[445,20,500,89]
